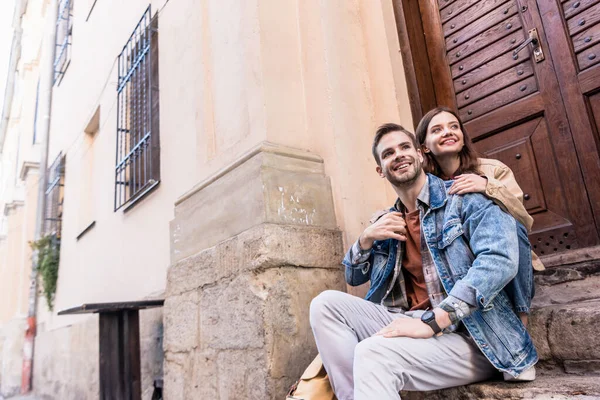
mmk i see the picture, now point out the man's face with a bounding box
[375,131,424,187]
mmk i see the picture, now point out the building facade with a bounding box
[0,0,599,399]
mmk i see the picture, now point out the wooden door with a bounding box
[415,0,600,255]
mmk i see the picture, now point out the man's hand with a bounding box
[448,174,488,195]
[374,308,451,339]
[359,212,407,250]
[375,318,434,339]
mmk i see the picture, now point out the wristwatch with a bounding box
[420,310,442,335]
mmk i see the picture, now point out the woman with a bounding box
[415,106,544,320]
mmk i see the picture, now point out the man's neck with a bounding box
[393,172,428,213]
[436,155,461,179]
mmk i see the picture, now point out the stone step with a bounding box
[529,299,600,371]
[401,370,600,399]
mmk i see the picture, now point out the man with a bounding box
[309,123,538,400]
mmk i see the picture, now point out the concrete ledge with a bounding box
[167,223,343,297]
[170,143,337,263]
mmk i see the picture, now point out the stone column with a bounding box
[164,143,345,399]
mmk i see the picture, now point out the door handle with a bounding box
[513,28,545,63]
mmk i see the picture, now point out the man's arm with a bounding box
[443,193,519,315]
[378,195,519,339]
[343,212,407,286]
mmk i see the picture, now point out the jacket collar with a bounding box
[427,174,449,210]
[393,173,448,212]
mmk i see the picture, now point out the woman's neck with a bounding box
[437,155,461,179]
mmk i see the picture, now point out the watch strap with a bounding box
[421,311,442,334]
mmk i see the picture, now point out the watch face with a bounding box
[421,310,435,322]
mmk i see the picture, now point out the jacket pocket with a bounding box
[371,250,389,282]
[438,219,464,249]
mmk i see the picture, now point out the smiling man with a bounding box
[309,123,538,400]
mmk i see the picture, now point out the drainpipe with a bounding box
[21,0,58,393]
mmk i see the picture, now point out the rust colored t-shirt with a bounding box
[403,209,432,311]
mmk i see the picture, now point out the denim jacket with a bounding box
[342,174,538,376]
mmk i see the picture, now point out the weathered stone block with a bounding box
[532,275,600,308]
[163,290,199,353]
[164,144,346,399]
[163,352,192,400]
[217,350,268,400]
[528,306,552,360]
[189,349,219,400]
[199,274,266,350]
[167,247,217,296]
[167,223,343,297]
[548,302,600,361]
[140,307,164,400]
[170,144,337,264]
[564,359,600,375]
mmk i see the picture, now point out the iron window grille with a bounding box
[44,153,65,237]
[54,0,73,84]
[115,5,160,211]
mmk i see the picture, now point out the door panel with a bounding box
[571,23,600,53]
[455,62,535,107]
[446,3,520,52]
[566,2,600,36]
[419,0,600,253]
[443,0,511,36]
[564,0,598,19]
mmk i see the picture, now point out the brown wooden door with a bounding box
[417,0,600,255]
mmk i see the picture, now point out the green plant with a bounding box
[30,234,60,311]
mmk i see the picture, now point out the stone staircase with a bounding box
[403,246,600,400]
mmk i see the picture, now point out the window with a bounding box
[54,0,73,84]
[44,153,65,237]
[32,81,40,143]
[77,107,99,238]
[115,5,160,211]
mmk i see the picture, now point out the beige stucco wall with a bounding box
[48,0,411,328]
[1,0,414,397]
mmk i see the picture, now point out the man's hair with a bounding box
[372,123,418,165]
[415,107,480,177]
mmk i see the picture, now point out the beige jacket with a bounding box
[478,158,544,270]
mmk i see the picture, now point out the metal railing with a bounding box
[54,0,72,84]
[115,5,160,211]
[44,153,65,236]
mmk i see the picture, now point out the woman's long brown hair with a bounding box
[415,106,481,178]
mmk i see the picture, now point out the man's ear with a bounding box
[376,165,385,178]
[417,148,424,163]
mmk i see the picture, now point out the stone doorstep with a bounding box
[401,370,600,399]
[528,299,600,365]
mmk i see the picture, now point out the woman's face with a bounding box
[422,111,464,158]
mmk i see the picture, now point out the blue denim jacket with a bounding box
[343,174,538,376]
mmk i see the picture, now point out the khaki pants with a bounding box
[309,290,497,400]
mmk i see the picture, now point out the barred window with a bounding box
[54,0,73,84]
[44,153,65,237]
[115,6,160,211]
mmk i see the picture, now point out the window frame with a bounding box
[114,5,160,212]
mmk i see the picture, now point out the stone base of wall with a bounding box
[0,317,27,398]
[32,307,163,400]
[164,223,345,399]
[164,143,347,399]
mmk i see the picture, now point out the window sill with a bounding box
[122,179,161,213]
[76,220,96,241]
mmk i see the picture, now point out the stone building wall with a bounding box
[164,145,345,399]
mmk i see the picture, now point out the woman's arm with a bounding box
[483,164,534,232]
